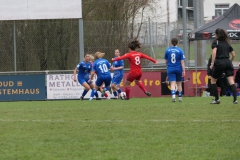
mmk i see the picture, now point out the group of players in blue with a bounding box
[73,49,124,101]
[74,38,185,102]
[74,32,237,104]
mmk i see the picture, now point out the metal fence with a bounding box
[0,19,239,72]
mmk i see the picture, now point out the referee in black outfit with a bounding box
[209,28,237,104]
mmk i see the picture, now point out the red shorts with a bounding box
[126,72,142,82]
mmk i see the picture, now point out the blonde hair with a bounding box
[89,54,95,62]
[95,52,105,59]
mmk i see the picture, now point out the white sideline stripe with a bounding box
[0,119,240,123]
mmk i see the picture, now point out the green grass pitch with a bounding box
[0,97,240,160]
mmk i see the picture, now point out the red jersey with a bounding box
[113,51,157,73]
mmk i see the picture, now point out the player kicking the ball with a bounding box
[164,38,185,102]
[112,39,157,100]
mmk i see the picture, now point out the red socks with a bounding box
[124,82,146,99]
[125,87,130,99]
[137,81,147,93]
[104,93,108,98]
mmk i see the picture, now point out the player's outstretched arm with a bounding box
[141,53,157,63]
[112,54,129,62]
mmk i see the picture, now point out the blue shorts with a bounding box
[111,76,123,86]
[167,68,183,82]
[78,77,92,85]
[96,76,112,87]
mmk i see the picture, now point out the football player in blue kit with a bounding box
[74,54,100,100]
[111,49,124,99]
[89,52,112,101]
[164,38,185,102]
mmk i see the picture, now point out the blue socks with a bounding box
[82,89,88,97]
[95,91,99,98]
[171,90,176,98]
[113,91,117,97]
[178,91,182,97]
[171,90,176,95]
[90,89,96,98]
[117,88,122,93]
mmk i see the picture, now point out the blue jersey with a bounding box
[92,58,111,78]
[76,61,92,79]
[112,58,124,78]
[164,46,185,69]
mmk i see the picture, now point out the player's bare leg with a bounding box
[80,82,91,101]
[135,80,151,97]
[111,84,117,98]
[170,81,176,102]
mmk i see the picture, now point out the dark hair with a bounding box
[84,53,89,57]
[215,28,230,44]
[128,39,141,50]
[171,38,178,46]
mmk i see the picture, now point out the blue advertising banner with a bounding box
[0,74,45,101]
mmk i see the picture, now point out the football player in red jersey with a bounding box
[112,39,157,100]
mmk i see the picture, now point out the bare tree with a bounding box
[82,0,154,38]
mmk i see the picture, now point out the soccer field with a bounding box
[0,97,239,160]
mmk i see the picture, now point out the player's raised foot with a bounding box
[145,92,151,97]
[233,100,238,104]
[172,98,176,102]
[210,99,220,104]
[89,97,93,102]
[179,97,182,102]
[80,96,84,101]
[96,98,101,100]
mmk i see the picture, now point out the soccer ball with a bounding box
[120,92,126,100]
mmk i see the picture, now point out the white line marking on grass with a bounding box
[0,119,240,123]
[0,119,65,122]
